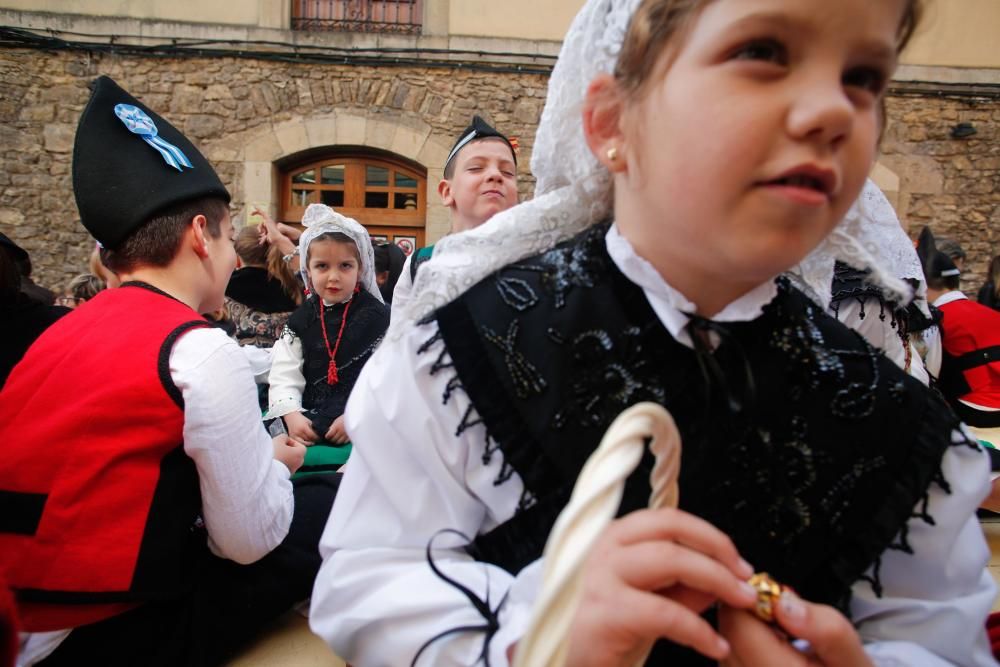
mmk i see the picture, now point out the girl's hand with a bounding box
[325,415,349,444]
[284,411,318,445]
[719,589,873,667]
[272,434,307,474]
[563,507,758,667]
[255,207,297,255]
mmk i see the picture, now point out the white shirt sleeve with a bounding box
[267,331,306,418]
[855,427,997,666]
[309,325,996,665]
[836,299,930,384]
[172,327,294,564]
[238,344,274,384]
[309,321,529,666]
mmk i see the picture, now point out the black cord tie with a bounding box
[411,529,509,667]
[687,314,757,418]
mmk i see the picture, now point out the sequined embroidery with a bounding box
[510,224,608,309]
[480,320,547,399]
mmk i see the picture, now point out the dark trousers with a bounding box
[39,473,340,667]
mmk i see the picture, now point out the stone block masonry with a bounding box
[0,49,997,299]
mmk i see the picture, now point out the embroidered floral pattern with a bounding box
[510,224,608,309]
[552,326,665,429]
[226,297,291,348]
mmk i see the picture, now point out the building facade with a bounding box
[0,0,997,293]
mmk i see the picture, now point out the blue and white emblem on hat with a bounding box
[114,103,194,172]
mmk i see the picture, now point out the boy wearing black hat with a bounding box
[923,240,1000,427]
[392,115,518,311]
[0,77,336,665]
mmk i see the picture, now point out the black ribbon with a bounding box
[687,314,757,419]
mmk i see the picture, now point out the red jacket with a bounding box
[938,294,1000,420]
[0,284,208,631]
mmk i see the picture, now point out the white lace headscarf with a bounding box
[390,0,914,337]
[788,179,924,315]
[298,203,384,304]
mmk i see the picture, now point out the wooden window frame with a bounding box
[280,153,427,250]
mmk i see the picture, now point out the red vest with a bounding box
[938,296,1000,413]
[0,284,208,631]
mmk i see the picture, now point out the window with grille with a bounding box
[292,0,422,34]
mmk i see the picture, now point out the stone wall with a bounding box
[1,48,998,299]
[0,49,549,291]
[881,94,1000,293]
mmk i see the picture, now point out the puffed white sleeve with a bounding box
[171,327,294,564]
[267,328,306,418]
[239,344,274,384]
[309,320,532,666]
[852,427,997,666]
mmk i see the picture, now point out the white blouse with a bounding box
[309,226,996,667]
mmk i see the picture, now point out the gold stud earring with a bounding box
[606,147,618,162]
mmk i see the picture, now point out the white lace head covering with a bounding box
[391,0,915,337]
[297,203,383,304]
[788,179,926,315]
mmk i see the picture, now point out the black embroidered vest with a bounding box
[287,290,389,419]
[433,223,965,662]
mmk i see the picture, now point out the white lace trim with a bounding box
[789,179,927,317]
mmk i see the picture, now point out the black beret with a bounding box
[72,76,230,249]
[916,226,960,281]
[444,115,516,171]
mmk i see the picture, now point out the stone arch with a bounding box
[239,109,454,241]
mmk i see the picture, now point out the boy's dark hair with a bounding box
[306,232,360,266]
[927,275,961,292]
[443,137,516,180]
[101,196,229,274]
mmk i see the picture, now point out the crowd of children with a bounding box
[1,0,999,665]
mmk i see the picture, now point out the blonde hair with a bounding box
[88,244,112,282]
[67,273,104,303]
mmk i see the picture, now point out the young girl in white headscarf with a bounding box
[309,1,995,665]
[268,204,388,473]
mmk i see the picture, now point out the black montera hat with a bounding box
[72,76,230,249]
[916,226,960,281]
[444,115,516,171]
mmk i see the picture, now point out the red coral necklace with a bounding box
[318,286,360,385]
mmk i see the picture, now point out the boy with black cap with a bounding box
[919,227,1000,437]
[0,76,336,666]
[391,115,518,312]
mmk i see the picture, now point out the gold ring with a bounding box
[747,572,784,623]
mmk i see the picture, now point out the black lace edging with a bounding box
[411,529,509,667]
[435,296,569,498]
[417,325,511,487]
[838,391,979,606]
